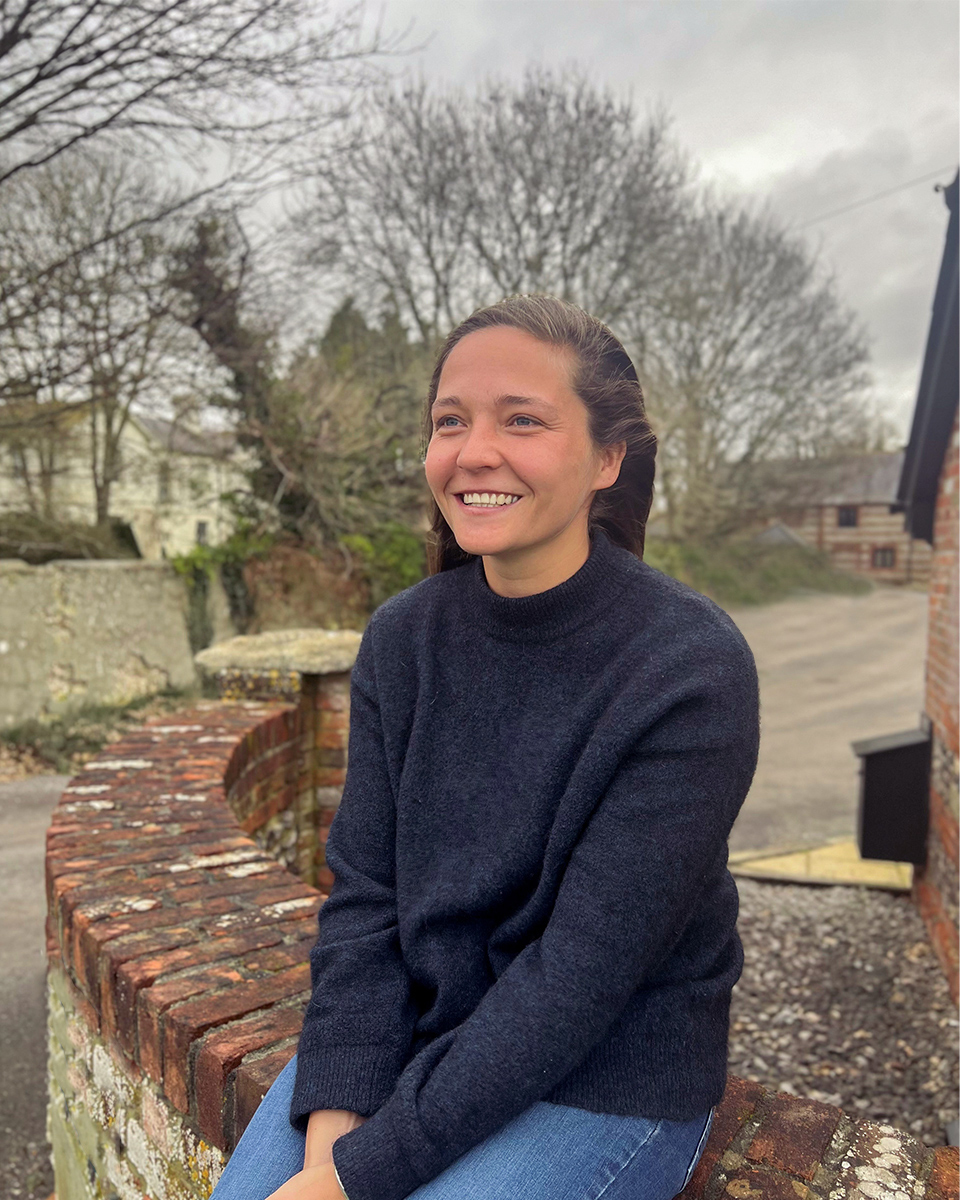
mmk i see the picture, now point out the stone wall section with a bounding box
[0,559,235,727]
[47,698,958,1200]
[914,410,959,1002]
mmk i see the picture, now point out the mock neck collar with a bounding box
[460,529,630,643]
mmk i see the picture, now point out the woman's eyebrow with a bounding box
[433,394,560,415]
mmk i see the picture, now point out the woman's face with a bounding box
[425,326,623,567]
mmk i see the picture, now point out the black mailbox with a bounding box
[851,728,931,865]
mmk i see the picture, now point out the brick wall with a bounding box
[913,410,960,1001]
[783,503,932,583]
[46,680,958,1200]
[46,696,333,1200]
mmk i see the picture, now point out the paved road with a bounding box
[728,586,928,854]
[1,774,70,1200]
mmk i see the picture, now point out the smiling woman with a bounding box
[211,295,760,1200]
[421,297,658,594]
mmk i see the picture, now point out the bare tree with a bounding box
[0,150,227,524]
[0,0,389,191]
[249,337,429,545]
[297,68,689,340]
[629,196,874,540]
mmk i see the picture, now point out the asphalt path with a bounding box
[728,585,928,854]
[1,774,70,1200]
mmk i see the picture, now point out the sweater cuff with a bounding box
[289,1044,406,1127]
[331,1107,422,1200]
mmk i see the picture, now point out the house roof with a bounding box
[764,451,907,507]
[895,170,959,544]
[134,414,237,458]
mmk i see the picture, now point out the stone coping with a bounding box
[195,629,362,678]
[45,705,959,1198]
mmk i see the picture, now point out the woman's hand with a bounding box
[265,1163,347,1200]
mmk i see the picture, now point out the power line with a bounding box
[795,165,958,230]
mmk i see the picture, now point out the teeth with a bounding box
[461,492,521,507]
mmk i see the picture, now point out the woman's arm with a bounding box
[289,624,419,1127]
[328,631,760,1200]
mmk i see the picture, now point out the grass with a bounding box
[0,690,198,776]
[643,538,873,608]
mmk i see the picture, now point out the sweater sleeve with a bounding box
[330,628,760,1200]
[290,624,418,1124]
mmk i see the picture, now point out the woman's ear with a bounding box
[595,441,627,491]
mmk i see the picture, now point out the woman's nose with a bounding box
[456,424,502,470]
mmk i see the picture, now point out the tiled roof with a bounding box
[135,414,237,458]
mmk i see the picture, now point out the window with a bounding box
[196,521,208,545]
[837,505,858,527]
[872,547,896,569]
[158,463,172,504]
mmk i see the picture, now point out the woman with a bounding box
[212,295,760,1200]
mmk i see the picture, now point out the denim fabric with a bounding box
[212,1054,713,1200]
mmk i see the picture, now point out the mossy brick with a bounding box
[138,963,248,1083]
[232,1045,298,1145]
[746,1092,842,1181]
[676,1075,765,1198]
[720,1165,817,1199]
[830,1120,928,1200]
[162,963,310,1112]
[927,1147,960,1200]
[194,1006,305,1147]
[237,787,297,836]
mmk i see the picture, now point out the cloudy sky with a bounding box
[361,0,958,440]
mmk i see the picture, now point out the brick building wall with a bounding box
[783,502,932,584]
[913,411,960,1001]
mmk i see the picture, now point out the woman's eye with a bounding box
[434,415,461,429]
[511,415,539,427]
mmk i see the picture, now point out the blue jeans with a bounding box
[212,1055,714,1200]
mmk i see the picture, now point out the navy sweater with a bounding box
[290,529,760,1200]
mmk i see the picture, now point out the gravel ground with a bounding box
[731,877,959,1146]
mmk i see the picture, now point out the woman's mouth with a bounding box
[455,492,523,510]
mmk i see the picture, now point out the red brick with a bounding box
[195,1007,305,1147]
[241,939,312,973]
[677,1075,765,1198]
[138,963,247,1081]
[233,1046,298,1146]
[163,964,310,1111]
[111,926,286,1051]
[927,1146,960,1200]
[75,894,242,1000]
[746,1093,842,1181]
[100,926,204,1039]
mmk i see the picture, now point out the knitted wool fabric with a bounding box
[291,529,760,1200]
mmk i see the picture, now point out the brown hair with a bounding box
[421,294,657,574]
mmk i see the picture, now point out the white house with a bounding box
[0,411,253,560]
